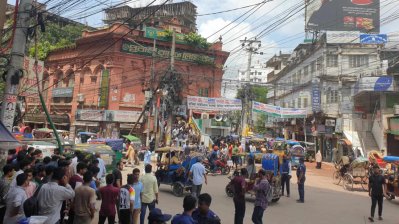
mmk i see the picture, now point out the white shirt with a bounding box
[37,182,75,224]
[3,186,27,224]
[9,170,24,193]
[316,152,322,163]
[190,162,206,186]
[97,158,106,179]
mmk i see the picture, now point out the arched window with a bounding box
[54,71,63,88]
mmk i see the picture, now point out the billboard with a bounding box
[187,96,242,111]
[305,0,380,33]
[326,31,360,43]
[360,34,387,44]
[252,102,307,118]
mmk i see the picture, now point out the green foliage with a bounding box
[28,23,84,60]
[254,113,267,134]
[236,86,268,104]
[184,32,211,49]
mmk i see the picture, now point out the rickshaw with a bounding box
[224,153,281,203]
[289,145,305,168]
[383,156,399,200]
[369,150,387,169]
[333,157,369,191]
[75,143,116,172]
[300,141,315,162]
[272,139,287,164]
[154,147,194,197]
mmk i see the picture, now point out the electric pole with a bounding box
[239,37,262,150]
[0,0,7,43]
[146,39,156,147]
[1,0,32,131]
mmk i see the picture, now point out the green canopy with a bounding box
[123,135,140,142]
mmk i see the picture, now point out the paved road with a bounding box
[94,162,398,224]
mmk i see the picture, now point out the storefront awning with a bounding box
[343,131,362,148]
[0,122,21,149]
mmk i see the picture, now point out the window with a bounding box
[291,100,295,108]
[303,98,308,108]
[327,89,339,103]
[327,55,338,67]
[297,70,302,83]
[298,98,302,108]
[317,56,324,71]
[311,61,315,73]
[304,66,309,77]
[349,55,369,68]
[199,88,209,97]
[80,77,84,85]
[90,76,97,84]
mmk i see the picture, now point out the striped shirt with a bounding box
[119,184,135,210]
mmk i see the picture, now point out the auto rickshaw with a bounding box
[289,145,305,168]
[383,156,399,200]
[224,153,281,203]
[154,147,194,197]
[272,139,287,164]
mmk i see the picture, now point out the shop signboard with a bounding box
[326,31,360,43]
[76,110,142,123]
[145,27,186,44]
[187,96,242,111]
[312,84,321,113]
[353,76,394,95]
[121,41,215,65]
[76,110,104,121]
[99,69,109,108]
[52,87,74,98]
[305,0,380,33]
[360,34,387,44]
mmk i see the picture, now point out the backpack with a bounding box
[23,185,42,217]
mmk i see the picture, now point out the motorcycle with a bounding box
[203,154,231,175]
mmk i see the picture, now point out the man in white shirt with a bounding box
[3,173,28,224]
[189,157,207,198]
[95,153,106,181]
[37,167,75,224]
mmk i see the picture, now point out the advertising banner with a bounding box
[326,31,360,43]
[252,102,307,118]
[360,34,387,44]
[76,110,142,123]
[99,69,109,108]
[187,96,242,111]
[305,0,380,33]
[19,57,44,97]
[353,76,394,95]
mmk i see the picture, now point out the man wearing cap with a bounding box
[189,157,207,198]
[296,157,306,203]
[148,208,172,224]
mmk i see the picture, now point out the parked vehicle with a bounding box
[383,156,399,200]
[333,157,369,191]
[300,141,315,162]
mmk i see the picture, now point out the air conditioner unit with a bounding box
[77,94,85,103]
[201,113,209,120]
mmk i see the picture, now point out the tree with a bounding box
[28,22,85,60]
[236,85,268,134]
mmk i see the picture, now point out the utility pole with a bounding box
[146,39,156,147]
[239,37,262,150]
[1,0,32,131]
[0,0,7,43]
[165,29,176,146]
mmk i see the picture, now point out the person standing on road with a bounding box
[140,164,159,224]
[246,151,256,178]
[315,150,322,169]
[281,155,291,197]
[3,173,28,224]
[98,174,120,224]
[252,169,270,224]
[368,164,388,222]
[132,168,143,224]
[119,174,135,224]
[231,168,247,224]
[171,195,197,224]
[144,147,152,167]
[296,157,306,203]
[0,164,14,223]
[189,157,207,198]
[37,167,75,224]
[73,171,96,224]
[192,193,221,224]
[95,153,106,182]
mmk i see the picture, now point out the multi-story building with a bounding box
[238,63,272,83]
[22,21,229,139]
[266,34,399,159]
[104,1,197,34]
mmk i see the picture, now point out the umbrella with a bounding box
[122,135,140,142]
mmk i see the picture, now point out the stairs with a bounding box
[359,131,379,155]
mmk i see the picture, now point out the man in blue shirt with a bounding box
[172,195,197,224]
[296,157,306,203]
[192,193,221,224]
[189,157,207,199]
[132,168,143,224]
[281,155,292,197]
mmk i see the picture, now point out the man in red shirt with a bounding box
[99,174,120,224]
[231,168,247,224]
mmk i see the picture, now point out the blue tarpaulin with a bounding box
[0,122,18,143]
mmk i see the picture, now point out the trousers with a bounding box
[140,201,155,224]
[233,199,245,224]
[281,173,290,196]
[251,206,265,224]
[298,182,305,202]
[370,195,383,217]
[191,184,203,198]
